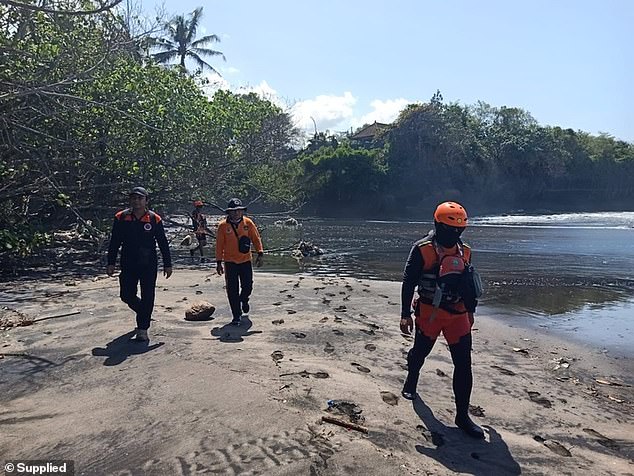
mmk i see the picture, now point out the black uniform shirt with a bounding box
[107,209,172,269]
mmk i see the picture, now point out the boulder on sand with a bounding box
[185,301,216,321]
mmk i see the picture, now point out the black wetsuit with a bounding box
[107,209,171,330]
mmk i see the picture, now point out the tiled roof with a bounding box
[350,121,389,140]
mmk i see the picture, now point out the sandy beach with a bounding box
[1,269,632,475]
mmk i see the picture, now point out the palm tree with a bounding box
[153,7,225,74]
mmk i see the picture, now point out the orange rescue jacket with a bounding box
[215,216,263,264]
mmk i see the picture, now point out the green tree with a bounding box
[152,7,225,74]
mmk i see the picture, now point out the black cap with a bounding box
[225,198,247,211]
[129,186,148,197]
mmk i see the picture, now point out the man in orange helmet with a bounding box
[400,201,484,439]
[190,200,209,262]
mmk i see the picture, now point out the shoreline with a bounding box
[1,271,632,475]
[3,264,633,360]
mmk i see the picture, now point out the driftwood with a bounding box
[34,310,81,323]
[321,415,368,433]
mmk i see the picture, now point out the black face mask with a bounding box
[434,222,465,248]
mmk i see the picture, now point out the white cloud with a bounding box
[221,66,240,75]
[196,77,411,136]
[352,98,411,128]
[291,92,357,132]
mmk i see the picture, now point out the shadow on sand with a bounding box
[210,316,262,343]
[91,331,164,366]
[413,397,521,476]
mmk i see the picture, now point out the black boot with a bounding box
[401,372,419,400]
[455,414,485,439]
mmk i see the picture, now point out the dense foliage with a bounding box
[296,93,634,216]
[0,2,296,264]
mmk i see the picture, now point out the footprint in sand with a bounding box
[334,316,343,323]
[293,282,300,288]
[324,342,335,353]
[332,329,344,336]
[292,332,306,339]
[491,365,516,376]
[381,391,399,406]
[351,362,371,373]
[279,289,288,293]
[196,290,203,295]
[325,293,336,297]
[272,302,282,306]
[436,369,448,377]
[334,305,347,312]
[360,329,375,336]
[583,428,620,450]
[359,313,368,318]
[362,289,370,293]
[322,298,331,304]
[417,425,445,447]
[272,319,285,325]
[527,390,552,408]
[320,317,329,323]
[287,309,297,314]
[365,344,377,351]
[378,294,389,299]
[343,295,350,301]
[469,405,486,417]
[286,295,295,299]
[271,350,284,363]
[533,436,572,457]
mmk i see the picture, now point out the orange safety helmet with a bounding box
[434,201,468,227]
[193,200,204,207]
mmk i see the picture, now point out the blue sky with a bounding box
[142,0,633,140]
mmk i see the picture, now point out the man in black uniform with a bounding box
[107,187,172,341]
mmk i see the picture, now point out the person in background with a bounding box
[190,200,209,263]
[215,198,263,325]
[107,187,172,342]
[399,201,484,439]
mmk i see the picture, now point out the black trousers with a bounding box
[119,266,157,330]
[403,328,474,417]
[224,261,253,319]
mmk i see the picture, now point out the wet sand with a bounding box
[0,270,632,475]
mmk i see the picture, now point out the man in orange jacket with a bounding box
[215,198,264,325]
[400,201,484,439]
